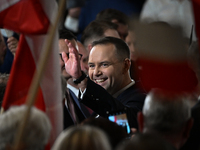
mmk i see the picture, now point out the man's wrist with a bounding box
[73,71,87,84]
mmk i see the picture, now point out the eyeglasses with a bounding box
[59,53,83,62]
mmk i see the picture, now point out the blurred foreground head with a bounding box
[138,89,193,149]
[52,126,111,150]
[81,117,127,149]
[0,105,51,150]
[116,133,176,150]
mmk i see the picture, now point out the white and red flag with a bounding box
[0,0,63,146]
[134,22,198,93]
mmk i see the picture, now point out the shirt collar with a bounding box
[67,84,79,98]
[113,80,135,98]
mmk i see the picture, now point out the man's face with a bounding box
[78,41,89,74]
[59,39,78,80]
[117,23,128,41]
[125,31,137,61]
[88,44,125,95]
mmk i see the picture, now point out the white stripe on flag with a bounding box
[0,0,19,12]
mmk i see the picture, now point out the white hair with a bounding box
[142,89,191,135]
[52,126,111,150]
[0,105,51,150]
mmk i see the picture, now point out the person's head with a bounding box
[137,89,193,149]
[116,133,176,150]
[96,9,129,40]
[52,126,111,150]
[125,26,137,61]
[0,32,7,65]
[0,105,51,150]
[59,29,79,80]
[77,41,89,74]
[89,36,131,95]
[81,20,120,51]
[81,117,127,149]
[0,73,9,107]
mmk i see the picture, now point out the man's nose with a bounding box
[93,66,101,76]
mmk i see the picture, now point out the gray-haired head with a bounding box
[0,105,51,150]
[142,89,191,136]
[116,133,176,150]
[52,126,111,150]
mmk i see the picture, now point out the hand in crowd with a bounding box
[7,37,18,55]
[130,128,137,138]
[62,39,82,79]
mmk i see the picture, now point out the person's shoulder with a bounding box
[119,83,146,100]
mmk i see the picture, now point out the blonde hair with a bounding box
[52,126,111,150]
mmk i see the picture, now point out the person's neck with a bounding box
[122,74,132,88]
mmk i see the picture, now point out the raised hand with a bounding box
[7,37,18,55]
[62,39,82,79]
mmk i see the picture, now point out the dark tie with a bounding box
[66,89,78,124]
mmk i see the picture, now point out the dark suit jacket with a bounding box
[63,89,87,129]
[181,100,200,150]
[80,78,146,129]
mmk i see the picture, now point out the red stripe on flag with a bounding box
[137,58,198,93]
[2,35,45,111]
[0,0,49,34]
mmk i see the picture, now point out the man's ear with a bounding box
[137,111,144,133]
[111,19,119,24]
[123,58,131,74]
[87,44,93,52]
[180,118,194,146]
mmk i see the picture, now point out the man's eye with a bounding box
[89,64,95,68]
[102,63,109,67]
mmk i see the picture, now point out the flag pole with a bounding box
[12,0,66,149]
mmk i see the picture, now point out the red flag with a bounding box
[0,0,63,146]
[191,0,200,47]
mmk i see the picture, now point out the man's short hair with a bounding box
[0,105,51,150]
[59,29,77,41]
[96,8,129,25]
[91,36,130,61]
[81,20,117,47]
[142,89,191,135]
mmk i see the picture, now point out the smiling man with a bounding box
[88,39,132,96]
[62,36,146,129]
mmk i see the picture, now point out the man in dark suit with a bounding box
[180,100,200,150]
[59,29,90,129]
[62,36,146,129]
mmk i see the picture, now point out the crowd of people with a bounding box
[0,0,200,150]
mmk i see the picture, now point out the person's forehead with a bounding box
[58,39,78,53]
[89,43,116,59]
[78,42,88,56]
[104,29,120,39]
